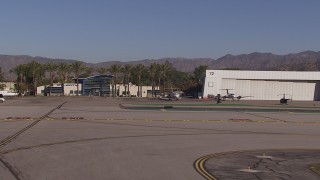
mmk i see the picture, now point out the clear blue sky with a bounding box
[1,0,319,63]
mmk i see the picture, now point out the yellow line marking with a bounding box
[38,117,320,124]
[195,148,320,179]
[194,155,216,180]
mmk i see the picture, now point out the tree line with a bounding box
[3,60,208,97]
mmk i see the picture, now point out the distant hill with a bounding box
[213,51,320,71]
[1,51,320,80]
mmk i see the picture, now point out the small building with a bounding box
[117,83,159,97]
[0,82,16,92]
[38,75,113,96]
[203,70,320,101]
[37,83,82,96]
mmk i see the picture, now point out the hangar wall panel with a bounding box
[264,81,278,100]
[250,81,266,100]
[277,82,293,99]
[203,70,320,101]
[235,80,251,99]
[292,82,315,100]
[221,79,235,90]
[203,77,215,96]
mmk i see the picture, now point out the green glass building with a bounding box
[78,75,113,96]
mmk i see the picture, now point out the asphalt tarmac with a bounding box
[0,97,320,180]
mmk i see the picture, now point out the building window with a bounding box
[81,75,112,96]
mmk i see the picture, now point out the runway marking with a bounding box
[194,149,320,180]
[39,117,320,125]
[0,102,66,148]
[194,155,217,180]
[2,115,320,125]
[309,164,320,176]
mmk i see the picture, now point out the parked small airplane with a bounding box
[160,91,181,100]
[0,91,18,97]
[167,91,181,100]
[220,89,250,101]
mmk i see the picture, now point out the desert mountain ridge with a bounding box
[1,51,320,80]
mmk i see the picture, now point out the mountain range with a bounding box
[1,51,320,80]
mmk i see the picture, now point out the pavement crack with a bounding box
[242,112,287,122]
[0,155,26,180]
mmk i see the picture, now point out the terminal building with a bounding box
[202,70,320,101]
[37,75,113,96]
[37,75,157,97]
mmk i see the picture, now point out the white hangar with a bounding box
[202,70,320,101]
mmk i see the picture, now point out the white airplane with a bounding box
[167,91,181,100]
[0,91,18,97]
[220,89,250,101]
[160,91,181,100]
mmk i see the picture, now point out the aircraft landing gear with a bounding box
[216,94,222,104]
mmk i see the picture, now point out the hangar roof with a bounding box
[206,70,320,81]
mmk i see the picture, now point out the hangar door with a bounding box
[292,82,315,101]
[223,79,317,100]
[247,81,295,100]
[220,79,235,95]
[249,81,267,100]
[235,80,252,99]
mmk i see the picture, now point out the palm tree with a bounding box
[10,64,30,94]
[193,65,208,98]
[28,61,44,95]
[148,63,157,97]
[0,67,4,90]
[71,61,86,96]
[135,64,144,97]
[193,65,208,83]
[122,64,132,96]
[57,62,70,96]
[108,64,122,98]
[159,61,172,93]
[96,67,107,75]
[10,64,27,94]
[84,66,94,77]
[45,62,57,96]
[156,64,161,90]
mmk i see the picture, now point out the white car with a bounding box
[0,98,5,103]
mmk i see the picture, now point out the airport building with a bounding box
[203,70,320,101]
[37,75,157,97]
[117,84,159,97]
[37,83,82,96]
[37,75,113,96]
[78,75,113,96]
[0,82,16,92]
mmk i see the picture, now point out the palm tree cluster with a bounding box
[7,60,207,97]
[9,61,86,96]
[0,66,5,90]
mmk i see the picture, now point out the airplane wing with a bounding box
[236,96,253,100]
[0,91,18,97]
